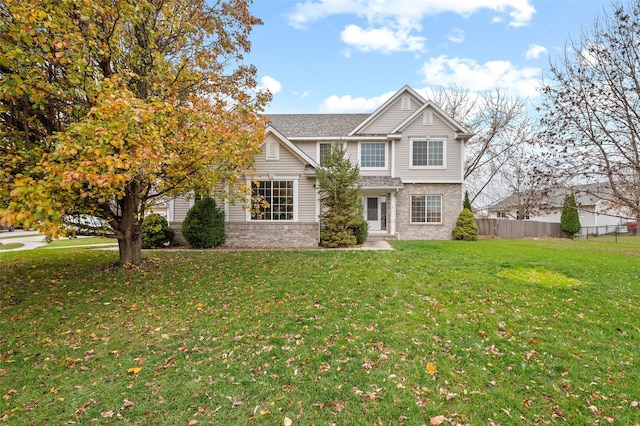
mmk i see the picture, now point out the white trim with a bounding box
[317,141,346,166]
[423,111,433,125]
[401,95,411,110]
[349,86,427,136]
[287,135,389,141]
[410,194,443,224]
[409,137,447,170]
[245,176,299,222]
[358,141,388,170]
[391,138,396,178]
[390,102,472,136]
[265,138,279,160]
[265,125,318,167]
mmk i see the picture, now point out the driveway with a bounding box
[0,230,48,252]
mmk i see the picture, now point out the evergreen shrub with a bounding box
[182,197,226,248]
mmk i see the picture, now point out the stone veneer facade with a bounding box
[224,222,320,248]
[394,183,462,240]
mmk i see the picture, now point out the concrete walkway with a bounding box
[1,230,394,253]
[0,230,48,252]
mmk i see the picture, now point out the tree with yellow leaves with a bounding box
[0,0,269,264]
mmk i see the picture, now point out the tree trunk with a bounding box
[118,231,143,265]
[115,182,144,265]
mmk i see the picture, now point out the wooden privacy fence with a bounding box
[476,219,564,239]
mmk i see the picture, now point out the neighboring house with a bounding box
[486,185,630,234]
[165,86,473,248]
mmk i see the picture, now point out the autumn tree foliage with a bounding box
[0,0,269,264]
[539,0,640,224]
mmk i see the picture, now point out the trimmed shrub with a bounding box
[142,213,174,249]
[452,208,478,241]
[182,197,225,248]
[463,191,472,211]
[351,219,369,245]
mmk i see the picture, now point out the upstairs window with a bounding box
[360,142,386,169]
[411,139,445,168]
[318,142,345,166]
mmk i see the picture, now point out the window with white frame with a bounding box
[360,142,386,168]
[410,139,445,168]
[251,180,294,221]
[318,142,345,166]
[411,195,442,223]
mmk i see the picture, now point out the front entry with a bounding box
[365,196,387,231]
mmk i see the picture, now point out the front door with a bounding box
[366,197,381,231]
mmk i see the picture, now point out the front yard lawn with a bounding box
[1,239,639,424]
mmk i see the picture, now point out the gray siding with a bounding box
[394,111,463,183]
[227,133,317,223]
[359,94,422,135]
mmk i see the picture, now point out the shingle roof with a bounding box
[359,176,404,189]
[266,114,370,138]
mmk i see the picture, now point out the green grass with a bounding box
[0,243,23,251]
[37,236,117,249]
[1,239,639,424]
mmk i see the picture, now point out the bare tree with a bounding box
[426,86,533,209]
[539,0,640,222]
[491,145,565,219]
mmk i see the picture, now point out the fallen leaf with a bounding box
[121,399,135,410]
[127,367,141,374]
[426,362,437,375]
[284,416,293,426]
[188,420,198,425]
[430,415,446,425]
[101,410,115,418]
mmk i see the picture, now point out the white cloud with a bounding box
[421,55,541,97]
[319,91,396,113]
[525,44,548,60]
[260,76,282,94]
[340,24,426,53]
[288,0,536,31]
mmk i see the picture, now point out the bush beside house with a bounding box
[182,197,226,248]
[142,213,174,249]
[452,208,478,241]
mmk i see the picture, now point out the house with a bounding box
[486,184,630,235]
[163,86,473,248]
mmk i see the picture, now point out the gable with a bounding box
[391,102,472,140]
[350,86,427,136]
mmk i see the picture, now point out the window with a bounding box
[411,139,445,168]
[411,195,442,223]
[318,142,345,166]
[319,143,332,166]
[251,180,294,221]
[360,142,386,168]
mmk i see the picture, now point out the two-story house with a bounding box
[163,86,472,247]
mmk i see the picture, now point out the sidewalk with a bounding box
[0,230,48,252]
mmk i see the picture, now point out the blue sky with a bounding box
[245,0,611,114]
